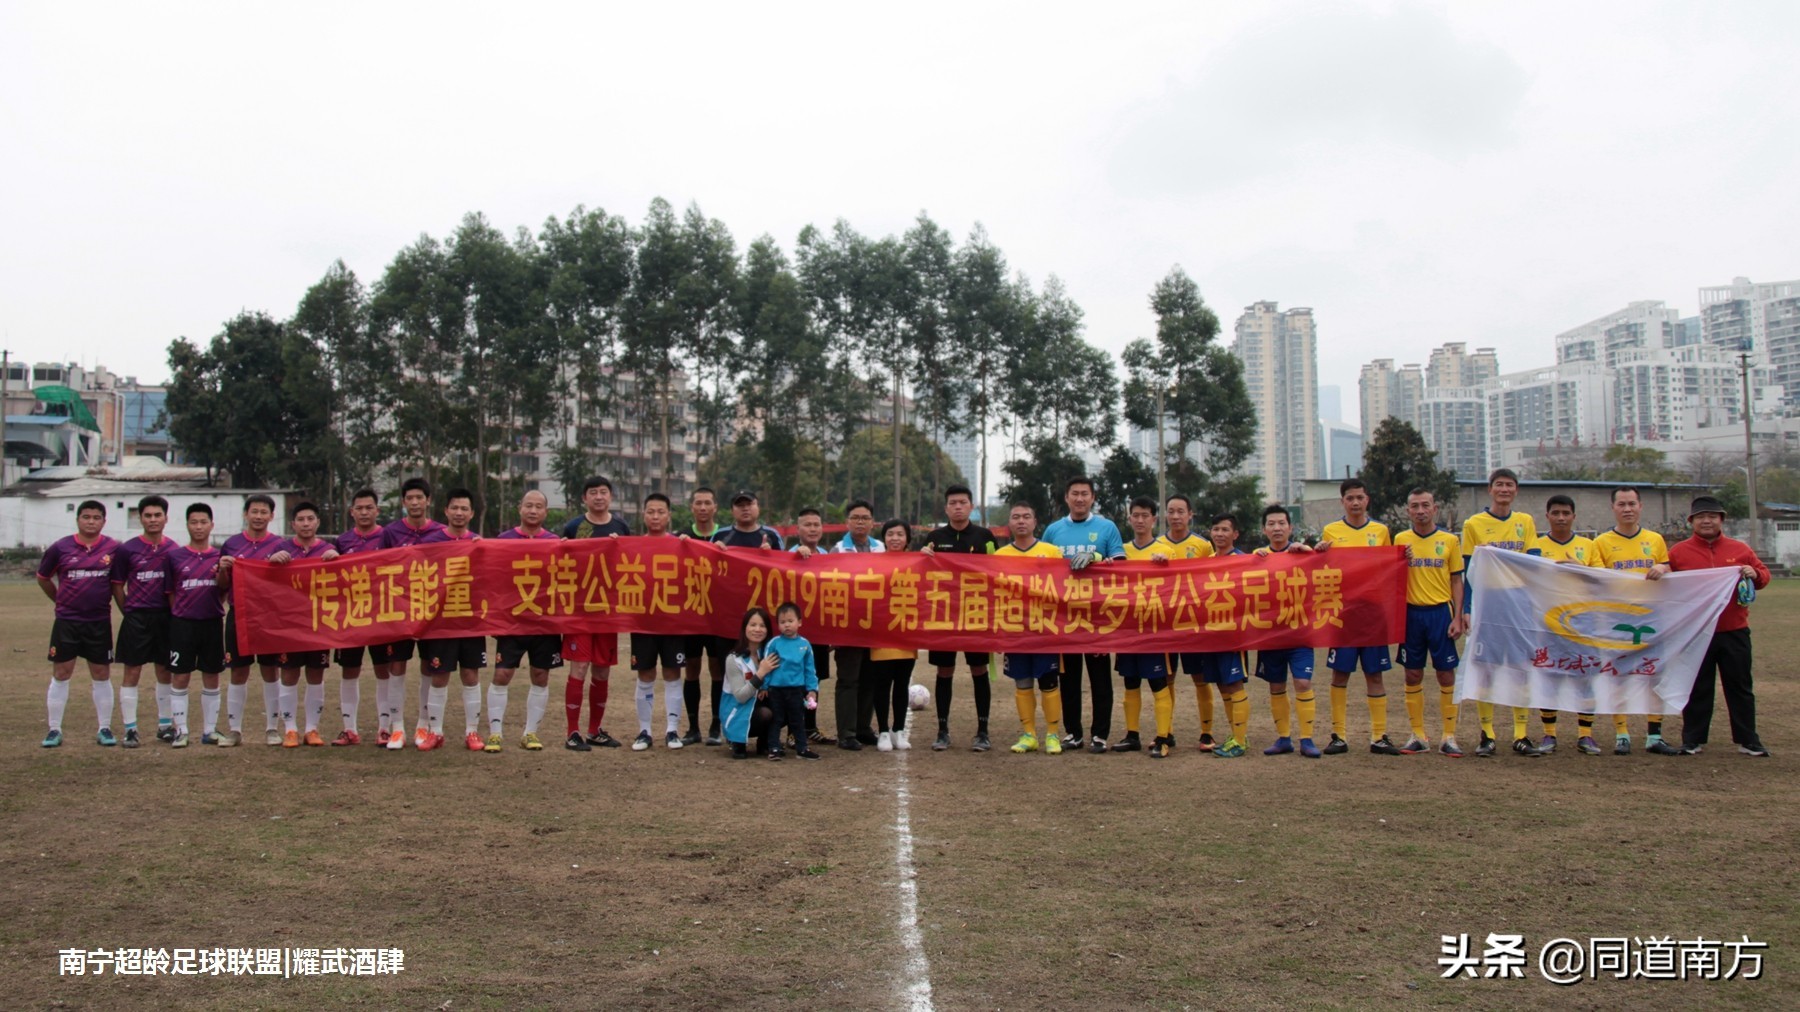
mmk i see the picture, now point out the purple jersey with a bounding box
[39,534,121,622]
[110,535,174,612]
[419,528,479,545]
[381,517,447,548]
[335,527,386,555]
[497,527,558,540]
[279,537,335,560]
[223,530,285,561]
[164,544,227,620]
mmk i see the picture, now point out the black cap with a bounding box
[731,489,757,505]
[1687,495,1726,519]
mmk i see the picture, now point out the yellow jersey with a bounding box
[1532,534,1602,567]
[1123,538,1164,562]
[1592,527,1669,573]
[1395,528,1464,606]
[1152,532,1214,560]
[1461,509,1537,558]
[995,539,1064,561]
[1320,517,1391,548]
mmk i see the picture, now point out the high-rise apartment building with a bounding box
[1426,342,1499,390]
[1485,362,1613,470]
[1232,301,1321,504]
[1555,301,1682,368]
[1418,387,1489,479]
[1357,359,1422,443]
[1700,277,1800,406]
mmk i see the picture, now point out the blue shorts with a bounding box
[1254,647,1314,683]
[1193,652,1247,686]
[1116,653,1168,686]
[1398,603,1459,671]
[1003,652,1060,685]
[1172,652,1206,677]
[1325,644,1392,674]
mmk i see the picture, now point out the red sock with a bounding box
[587,676,608,736]
[564,676,584,736]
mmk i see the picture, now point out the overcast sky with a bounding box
[4,1,1796,428]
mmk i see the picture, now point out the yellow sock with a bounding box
[1153,684,1174,739]
[1540,709,1558,737]
[1227,687,1250,743]
[1270,691,1291,738]
[1477,700,1495,738]
[1440,687,1458,739]
[1512,707,1529,740]
[1197,681,1214,736]
[1041,687,1063,736]
[1613,714,1630,738]
[1015,687,1036,735]
[1295,690,1316,739]
[1369,693,1387,741]
[1330,683,1348,737]
[1405,685,1426,738]
[1123,685,1141,734]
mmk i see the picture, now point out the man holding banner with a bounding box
[1591,486,1676,755]
[1670,496,1770,758]
[1460,468,1544,758]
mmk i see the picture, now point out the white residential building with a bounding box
[1233,301,1321,503]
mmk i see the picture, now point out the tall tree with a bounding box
[948,226,1023,515]
[539,204,634,489]
[291,260,378,523]
[1360,417,1458,527]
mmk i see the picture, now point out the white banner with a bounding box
[1460,547,1737,714]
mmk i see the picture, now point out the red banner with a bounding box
[231,538,1407,655]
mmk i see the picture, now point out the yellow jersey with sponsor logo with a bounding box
[1395,528,1464,606]
[1123,538,1164,562]
[1592,527,1669,573]
[1320,517,1391,548]
[1152,532,1214,559]
[1532,534,1603,567]
[995,538,1064,561]
[1460,509,1537,558]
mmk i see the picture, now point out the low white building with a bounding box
[0,459,293,548]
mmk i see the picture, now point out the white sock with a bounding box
[417,681,430,726]
[92,681,115,730]
[226,683,246,732]
[636,680,655,734]
[46,679,70,731]
[427,684,448,735]
[487,685,509,735]
[120,685,139,728]
[387,679,407,735]
[279,683,299,732]
[525,683,548,733]
[305,683,324,733]
[340,678,360,732]
[461,684,481,734]
[201,687,221,734]
[260,680,280,729]
[374,678,390,732]
[663,679,683,734]
[170,687,189,733]
[155,681,172,725]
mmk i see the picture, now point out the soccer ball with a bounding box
[907,683,930,711]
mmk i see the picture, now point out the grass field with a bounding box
[1,580,1794,1010]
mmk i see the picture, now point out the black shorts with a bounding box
[49,618,112,665]
[927,649,992,670]
[495,635,562,671]
[115,610,170,667]
[223,611,281,669]
[684,634,733,663]
[333,642,397,668]
[278,649,331,670]
[630,633,686,672]
[421,637,487,674]
[382,639,418,664]
[167,615,226,675]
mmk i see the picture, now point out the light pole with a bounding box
[1738,352,1758,548]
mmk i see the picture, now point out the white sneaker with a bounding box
[877,731,893,752]
[894,729,911,750]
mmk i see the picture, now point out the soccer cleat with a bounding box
[41,729,63,748]
[808,729,836,746]
[414,727,432,749]
[97,727,118,747]
[266,729,284,747]
[376,729,391,747]
[566,731,592,752]
[1646,739,1680,756]
[385,728,404,751]
[630,731,652,751]
[1198,733,1216,753]
[1399,736,1431,754]
[1213,738,1247,758]
[680,730,702,747]
[465,732,485,752]
[217,730,243,748]
[1323,734,1348,755]
[797,748,823,761]
[933,729,951,751]
[877,732,894,752]
[666,731,684,749]
[1474,734,1496,758]
[1299,738,1322,759]
[971,731,991,753]
[282,730,300,748]
[1088,736,1108,754]
[1614,735,1631,756]
[1262,737,1294,756]
[172,731,190,748]
[1009,733,1039,754]
[303,729,324,745]
[1538,734,1557,754]
[416,732,439,752]
[521,732,544,751]
[1148,736,1173,759]
[1511,737,1543,757]
[1112,733,1142,753]
[587,730,621,748]
[1370,735,1402,756]
[156,725,176,744]
[331,730,361,746]
[1738,743,1769,757]
[123,728,141,749]
[483,734,503,753]
[1440,737,1464,758]
[1577,736,1603,755]
[1044,733,1064,756]
[200,732,221,746]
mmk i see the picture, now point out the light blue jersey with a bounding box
[1042,514,1125,564]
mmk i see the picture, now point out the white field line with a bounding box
[893,757,935,1012]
